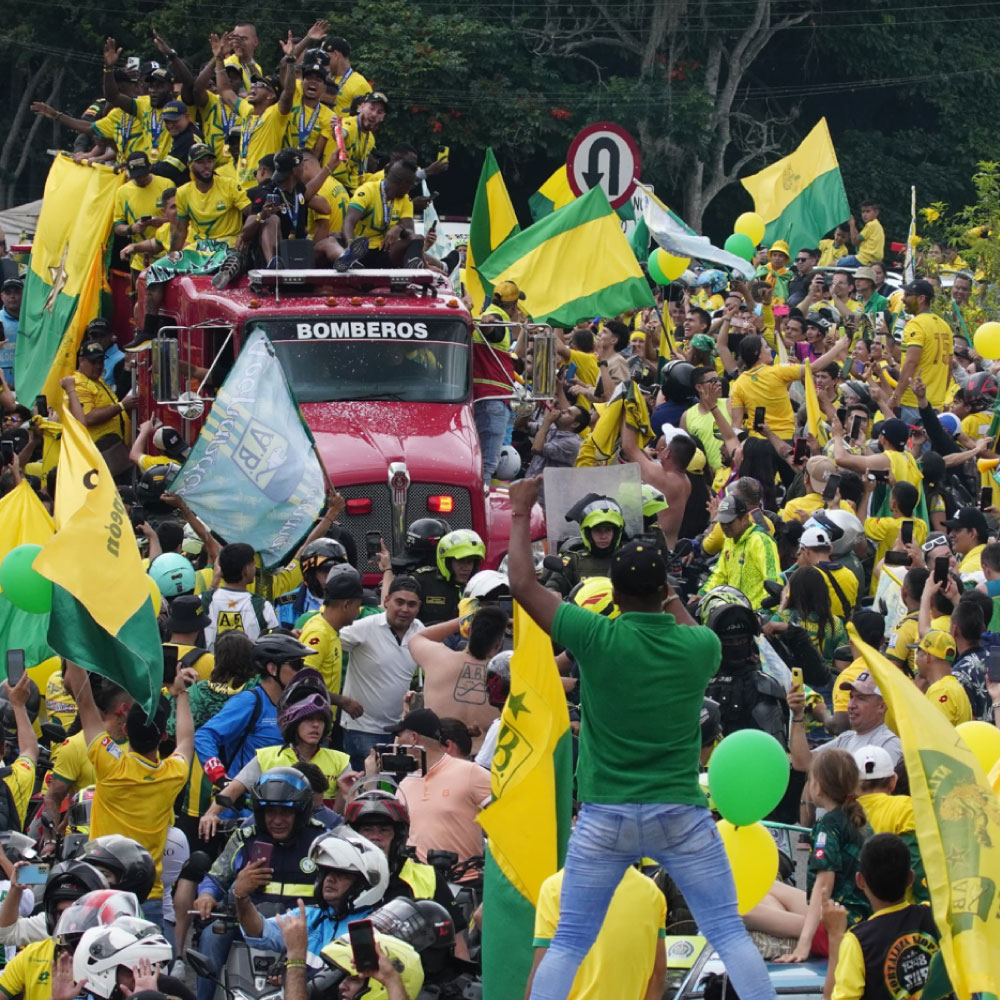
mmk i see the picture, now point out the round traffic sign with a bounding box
[566,122,641,210]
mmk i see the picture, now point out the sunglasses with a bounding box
[922,535,951,553]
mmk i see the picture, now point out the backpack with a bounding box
[200,589,270,633]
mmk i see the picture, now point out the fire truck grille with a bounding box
[335,482,474,568]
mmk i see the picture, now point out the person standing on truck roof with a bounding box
[322,36,372,116]
[285,60,331,159]
[128,143,250,349]
[112,152,172,280]
[331,91,388,193]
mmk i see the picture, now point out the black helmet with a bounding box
[252,632,311,678]
[250,767,313,838]
[966,371,999,410]
[0,831,36,864]
[43,860,109,933]
[78,835,156,903]
[371,897,455,972]
[135,463,180,504]
[659,360,696,403]
[705,603,759,664]
[404,518,451,558]
[700,698,722,748]
[343,777,410,869]
[300,538,348,597]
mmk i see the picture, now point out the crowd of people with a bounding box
[0,19,997,1000]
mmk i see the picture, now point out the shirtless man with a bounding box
[407,606,506,752]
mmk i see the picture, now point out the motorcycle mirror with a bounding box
[542,555,565,573]
[40,722,66,746]
[185,950,220,984]
[673,538,693,559]
[178,851,212,883]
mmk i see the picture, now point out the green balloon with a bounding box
[724,232,756,261]
[708,729,789,826]
[647,248,669,285]
[0,544,52,615]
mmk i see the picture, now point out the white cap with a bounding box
[853,745,895,781]
[800,525,832,549]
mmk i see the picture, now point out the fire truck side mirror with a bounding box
[151,338,180,405]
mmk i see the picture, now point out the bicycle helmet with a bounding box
[74,917,173,999]
[300,538,349,597]
[0,831,36,865]
[659,360,696,403]
[577,498,625,553]
[320,932,424,1000]
[485,650,512,708]
[78,836,156,903]
[344,778,410,869]
[43,861,110,934]
[493,445,521,481]
[404,518,451,560]
[371,897,455,971]
[569,577,620,619]
[435,530,486,582]
[148,553,196,598]
[462,570,509,601]
[252,633,311,678]
[695,269,728,294]
[641,484,669,521]
[53,889,142,948]
[310,830,390,909]
[135,463,180,504]
[696,585,753,626]
[250,767,313,837]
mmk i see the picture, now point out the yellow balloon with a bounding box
[957,721,1000,774]
[716,819,778,914]
[973,321,1000,361]
[146,574,163,614]
[734,212,766,247]
[660,250,690,282]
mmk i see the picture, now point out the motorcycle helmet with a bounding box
[641,484,668,523]
[43,861,110,934]
[74,918,173,999]
[809,509,864,558]
[404,518,451,561]
[659,360,696,403]
[320,932,424,1000]
[78,836,156,903]
[148,553,196,598]
[578,498,625,554]
[371,897,454,972]
[966,371,999,411]
[435,530,485,583]
[842,380,873,413]
[696,585,752,626]
[67,787,97,834]
[309,830,389,909]
[485,650,512,708]
[700,698,723,748]
[135,463,180,504]
[300,538,349,597]
[0,831,36,865]
[695,269,728,294]
[704,602,760,664]
[53,889,141,949]
[277,669,333,745]
[252,633,311,679]
[462,570,509,602]
[493,445,521,482]
[250,767,314,838]
[344,777,410,869]
[569,576,620,619]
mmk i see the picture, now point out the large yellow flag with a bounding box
[848,624,1000,998]
[803,359,829,446]
[33,408,163,714]
[465,148,519,314]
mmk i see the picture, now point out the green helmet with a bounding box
[435,529,486,581]
[696,585,752,626]
[641,484,668,519]
[320,932,424,1000]
[579,498,625,552]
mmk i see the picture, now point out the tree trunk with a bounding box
[0,57,51,210]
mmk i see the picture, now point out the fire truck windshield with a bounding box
[254,316,471,403]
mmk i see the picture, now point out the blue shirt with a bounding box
[245,904,373,955]
[103,343,125,385]
[193,686,280,777]
[0,308,17,385]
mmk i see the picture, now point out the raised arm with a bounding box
[278,35,297,115]
[152,31,196,97]
[507,478,560,634]
[211,34,239,109]
[30,103,99,135]
[102,39,134,113]
[63,663,102,746]
[6,675,37,765]
[293,19,330,59]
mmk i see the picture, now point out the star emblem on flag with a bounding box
[44,244,70,313]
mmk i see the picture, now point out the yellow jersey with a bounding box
[298,613,344,695]
[309,176,349,237]
[864,516,927,593]
[164,642,215,682]
[91,106,147,162]
[900,312,952,408]
[3,756,35,830]
[88,733,188,900]
[72,372,129,442]
[328,69,371,116]
[779,494,854,523]
[255,744,350,799]
[730,362,803,439]
[963,411,996,505]
[885,612,919,677]
[925,674,972,725]
[857,792,914,835]
[331,115,376,192]
[195,92,238,167]
[286,88,333,152]
[235,99,291,185]
[817,239,848,268]
[114,176,173,272]
[348,179,414,249]
[52,729,122,791]
[0,938,56,1000]
[833,658,867,713]
[44,670,77,729]
[223,54,262,95]
[857,219,885,265]
[175,174,250,247]
[568,349,600,388]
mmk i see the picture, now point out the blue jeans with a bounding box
[343,729,392,772]
[196,922,237,1000]
[474,398,509,481]
[528,803,777,1000]
[837,255,862,267]
[140,897,164,933]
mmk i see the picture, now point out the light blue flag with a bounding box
[171,329,327,570]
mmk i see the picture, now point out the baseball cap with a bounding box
[323,565,364,602]
[800,524,833,549]
[271,148,304,184]
[362,91,388,107]
[188,143,216,164]
[78,340,106,362]
[152,426,189,460]
[609,539,667,597]
[250,73,279,93]
[839,670,882,697]
[323,36,351,56]
[301,62,327,79]
[494,280,525,304]
[160,100,188,121]
[1,278,23,293]
[853,266,877,283]
[125,151,151,176]
[146,67,174,84]
[903,278,936,301]
[909,629,957,662]
[85,317,112,337]
[944,506,989,536]
[878,418,910,449]
[715,495,748,524]
[389,708,443,742]
[853,745,895,781]
[803,313,830,331]
[770,240,791,257]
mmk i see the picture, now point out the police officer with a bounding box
[544,496,626,596]
[412,529,485,625]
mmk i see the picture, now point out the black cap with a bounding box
[271,148,304,184]
[1,278,23,293]
[85,317,112,336]
[323,37,351,56]
[250,73,279,93]
[78,340,106,362]
[164,594,211,632]
[323,564,364,602]
[146,67,174,84]
[609,539,667,598]
[188,143,216,164]
[389,708,443,742]
[300,63,327,80]
[878,417,909,449]
[362,91,388,107]
[125,151,151,176]
[903,278,936,301]
[160,99,188,120]
[944,506,990,537]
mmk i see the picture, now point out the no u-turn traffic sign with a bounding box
[566,122,641,210]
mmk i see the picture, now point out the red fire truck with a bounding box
[125,266,545,578]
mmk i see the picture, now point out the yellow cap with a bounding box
[912,629,957,662]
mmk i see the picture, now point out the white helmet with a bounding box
[493,445,521,481]
[309,831,389,909]
[462,569,509,600]
[809,509,864,558]
[73,917,173,999]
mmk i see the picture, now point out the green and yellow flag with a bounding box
[478,604,572,1000]
[466,148,520,314]
[15,155,121,404]
[803,359,829,447]
[740,118,849,254]
[33,409,163,715]
[528,164,576,222]
[0,482,55,671]
[478,187,655,328]
[848,624,1000,999]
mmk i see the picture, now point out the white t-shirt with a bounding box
[161,826,190,925]
[203,587,278,649]
[0,883,34,964]
[475,718,501,770]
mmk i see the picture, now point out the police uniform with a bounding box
[412,566,462,625]
[543,547,615,597]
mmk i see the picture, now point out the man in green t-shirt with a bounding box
[507,477,778,1000]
